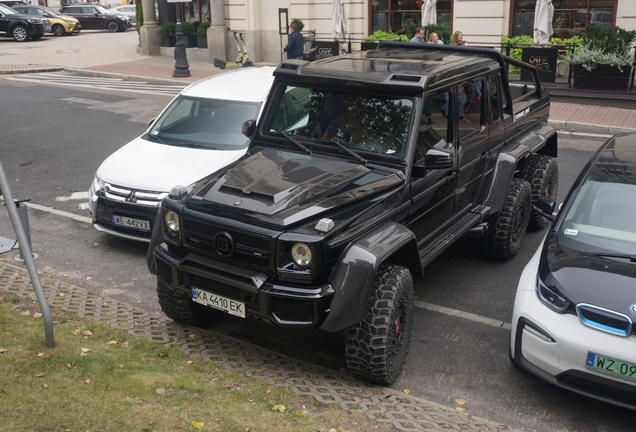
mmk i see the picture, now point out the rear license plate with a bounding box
[586,352,636,380]
[111,215,150,231]
[191,287,245,318]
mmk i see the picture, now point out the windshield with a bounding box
[146,96,260,150]
[0,4,17,14]
[261,85,414,157]
[558,174,636,255]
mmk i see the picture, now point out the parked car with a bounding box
[0,0,26,6]
[59,3,130,32]
[148,42,558,385]
[111,4,135,24]
[510,132,636,410]
[0,3,50,41]
[13,4,80,36]
[88,67,276,242]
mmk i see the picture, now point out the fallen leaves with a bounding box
[107,340,118,345]
[455,398,466,412]
[191,420,204,429]
[403,389,411,395]
[186,360,194,365]
[42,383,48,389]
[156,388,166,395]
[0,348,7,354]
[271,404,286,412]
[33,312,43,318]
[80,348,91,353]
[82,330,93,337]
[35,373,45,378]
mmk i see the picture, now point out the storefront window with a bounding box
[371,0,451,34]
[512,0,616,38]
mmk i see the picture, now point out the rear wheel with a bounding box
[107,21,119,32]
[518,155,559,230]
[52,24,65,36]
[345,265,414,385]
[12,25,30,42]
[482,178,532,260]
[156,280,214,327]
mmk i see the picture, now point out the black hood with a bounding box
[186,148,403,228]
[540,233,636,317]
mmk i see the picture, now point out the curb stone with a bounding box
[0,262,517,432]
[0,64,63,74]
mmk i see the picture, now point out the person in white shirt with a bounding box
[428,32,444,44]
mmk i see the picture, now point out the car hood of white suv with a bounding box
[96,136,246,192]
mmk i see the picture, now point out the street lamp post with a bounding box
[170,0,190,77]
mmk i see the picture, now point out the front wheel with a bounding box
[482,178,532,260]
[107,21,119,32]
[345,265,414,385]
[12,25,30,42]
[52,24,65,36]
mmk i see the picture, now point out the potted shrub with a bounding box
[197,22,209,49]
[180,21,197,48]
[565,25,636,90]
[160,22,176,47]
[362,30,408,51]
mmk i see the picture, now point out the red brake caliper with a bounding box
[394,317,401,334]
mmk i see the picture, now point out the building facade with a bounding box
[150,0,636,63]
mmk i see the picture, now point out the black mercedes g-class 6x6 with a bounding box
[148,42,559,385]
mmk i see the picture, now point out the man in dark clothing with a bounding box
[282,23,304,60]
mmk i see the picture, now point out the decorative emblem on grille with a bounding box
[630,303,636,316]
[213,232,234,257]
[125,192,137,203]
[234,200,242,206]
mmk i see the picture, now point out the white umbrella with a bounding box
[533,0,554,45]
[332,0,347,41]
[421,0,437,26]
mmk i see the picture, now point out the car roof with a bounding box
[275,44,501,92]
[181,66,276,102]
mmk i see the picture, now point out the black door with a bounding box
[407,88,457,243]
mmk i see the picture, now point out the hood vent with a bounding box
[390,74,422,83]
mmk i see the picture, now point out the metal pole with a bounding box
[14,200,38,262]
[173,3,191,78]
[0,159,54,347]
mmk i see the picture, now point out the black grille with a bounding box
[271,297,314,323]
[557,370,636,409]
[183,218,271,272]
[156,259,173,285]
[576,304,631,336]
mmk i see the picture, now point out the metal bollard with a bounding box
[14,199,38,261]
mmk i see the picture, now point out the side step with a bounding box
[419,212,482,268]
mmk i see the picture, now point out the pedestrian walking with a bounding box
[410,27,425,43]
[282,23,304,60]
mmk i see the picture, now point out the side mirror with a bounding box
[93,12,99,15]
[533,199,556,221]
[424,147,454,169]
[148,118,155,127]
[241,119,256,138]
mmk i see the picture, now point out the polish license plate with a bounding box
[111,215,150,231]
[586,352,636,380]
[191,287,245,318]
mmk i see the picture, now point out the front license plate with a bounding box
[191,287,245,318]
[586,352,636,380]
[111,215,150,231]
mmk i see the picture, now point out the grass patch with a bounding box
[0,295,396,432]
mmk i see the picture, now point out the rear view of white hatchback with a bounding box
[89,67,275,242]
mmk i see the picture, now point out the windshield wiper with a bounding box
[322,139,367,165]
[145,133,167,145]
[281,132,312,155]
[586,252,636,263]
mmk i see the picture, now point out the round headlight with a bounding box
[164,211,180,232]
[291,243,312,267]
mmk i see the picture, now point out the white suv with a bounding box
[88,67,275,242]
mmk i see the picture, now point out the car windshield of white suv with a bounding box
[559,175,636,255]
[262,85,413,157]
[0,4,18,14]
[146,96,260,150]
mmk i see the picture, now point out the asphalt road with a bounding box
[1,76,634,431]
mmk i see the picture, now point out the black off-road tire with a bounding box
[146,211,162,275]
[518,155,559,230]
[345,265,414,385]
[156,280,213,326]
[482,178,532,261]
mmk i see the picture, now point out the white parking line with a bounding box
[25,202,92,224]
[55,191,89,202]
[414,300,511,330]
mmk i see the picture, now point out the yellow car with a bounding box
[13,5,81,36]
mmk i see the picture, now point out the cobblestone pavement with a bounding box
[1,262,516,431]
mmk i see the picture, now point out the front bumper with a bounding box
[510,257,636,410]
[154,243,335,327]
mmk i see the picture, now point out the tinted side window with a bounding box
[457,78,484,141]
[82,7,96,14]
[487,75,502,124]
[417,89,452,161]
